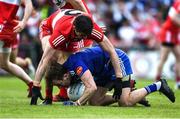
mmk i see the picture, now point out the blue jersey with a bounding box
[63,46,133,82]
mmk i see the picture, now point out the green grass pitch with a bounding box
[0,76,180,119]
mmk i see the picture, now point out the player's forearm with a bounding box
[76,87,96,105]
[67,0,88,13]
[34,49,52,86]
[109,50,123,78]
[99,36,123,78]
[22,0,33,24]
[33,61,47,86]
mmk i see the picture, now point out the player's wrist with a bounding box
[33,81,41,87]
[75,100,81,106]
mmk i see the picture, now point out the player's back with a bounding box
[68,46,107,76]
[65,46,129,77]
[48,9,86,36]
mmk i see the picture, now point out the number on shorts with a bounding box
[0,24,4,32]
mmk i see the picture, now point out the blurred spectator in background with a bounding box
[10,3,36,78]
[156,0,180,89]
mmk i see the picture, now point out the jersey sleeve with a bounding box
[39,18,52,40]
[72,61,88,77]
[49,30,67,49]
[88,22,104,43]
[64,56,88,77]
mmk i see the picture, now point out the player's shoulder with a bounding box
[173,0,180,12]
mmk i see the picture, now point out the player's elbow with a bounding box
[90,85,97,92]
[87,85,97,95]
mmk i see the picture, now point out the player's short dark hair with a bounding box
[73,15,93,36]
[45,61,67,80]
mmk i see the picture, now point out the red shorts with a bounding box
[0,23,17,48]
[0,34,17,48]
[158,28,179,45]
[12,34,20,49]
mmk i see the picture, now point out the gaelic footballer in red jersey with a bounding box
[40,0,93,51]
[156,0,180,89]
[31,9,123,105]
[41,0,94,102]
[39,9,101,52]
[0,0,33,97]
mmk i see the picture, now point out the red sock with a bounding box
[46,89,53,99]
[176,77,180,83]
[59,87,68,98]
[156,75,161,81]
[130,80,136,89]
[27,82,33,97]
[28,82,33,89]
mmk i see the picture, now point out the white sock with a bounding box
[155,81,161,90]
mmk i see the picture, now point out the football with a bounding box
[67,82,85,101]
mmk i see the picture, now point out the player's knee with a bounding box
[118,97,133,107]
[89,99,101,106]
[0,62,8,70]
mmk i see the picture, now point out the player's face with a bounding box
[74,29,87,41]
[52,72,71,87]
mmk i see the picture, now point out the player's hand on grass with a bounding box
[112,78,123,100]
[30,86,44,105]
[63,101,77,106]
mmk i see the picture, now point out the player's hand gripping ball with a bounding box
[67,82,85,101]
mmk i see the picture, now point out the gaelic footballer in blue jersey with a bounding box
[43,46,175,106]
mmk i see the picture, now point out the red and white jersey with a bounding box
[162,0,180,31]
[62,0,93,47]
[40,0,93,48]
[40,9,103,52]
[159,0,180,44]
[0,0,21,47]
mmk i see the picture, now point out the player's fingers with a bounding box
[14,27,22,33]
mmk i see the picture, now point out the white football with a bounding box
[67,82,85,101]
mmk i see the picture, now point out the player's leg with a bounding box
[0,46,33,97]
[53,86,69,102]
[156,44,171,81]
[88,86,116,106]
[16,57,35,77]
[118,76,175,106]
[172,45,180,89]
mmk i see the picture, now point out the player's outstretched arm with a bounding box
[99,36,123,78]
[30,43,56,105]
[75,70,97,105]
[98,36,123,100]
[14,0,33,33]
[66,0,88,13]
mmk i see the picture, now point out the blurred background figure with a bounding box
[156,0,180,90]
[0,0,33,97]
